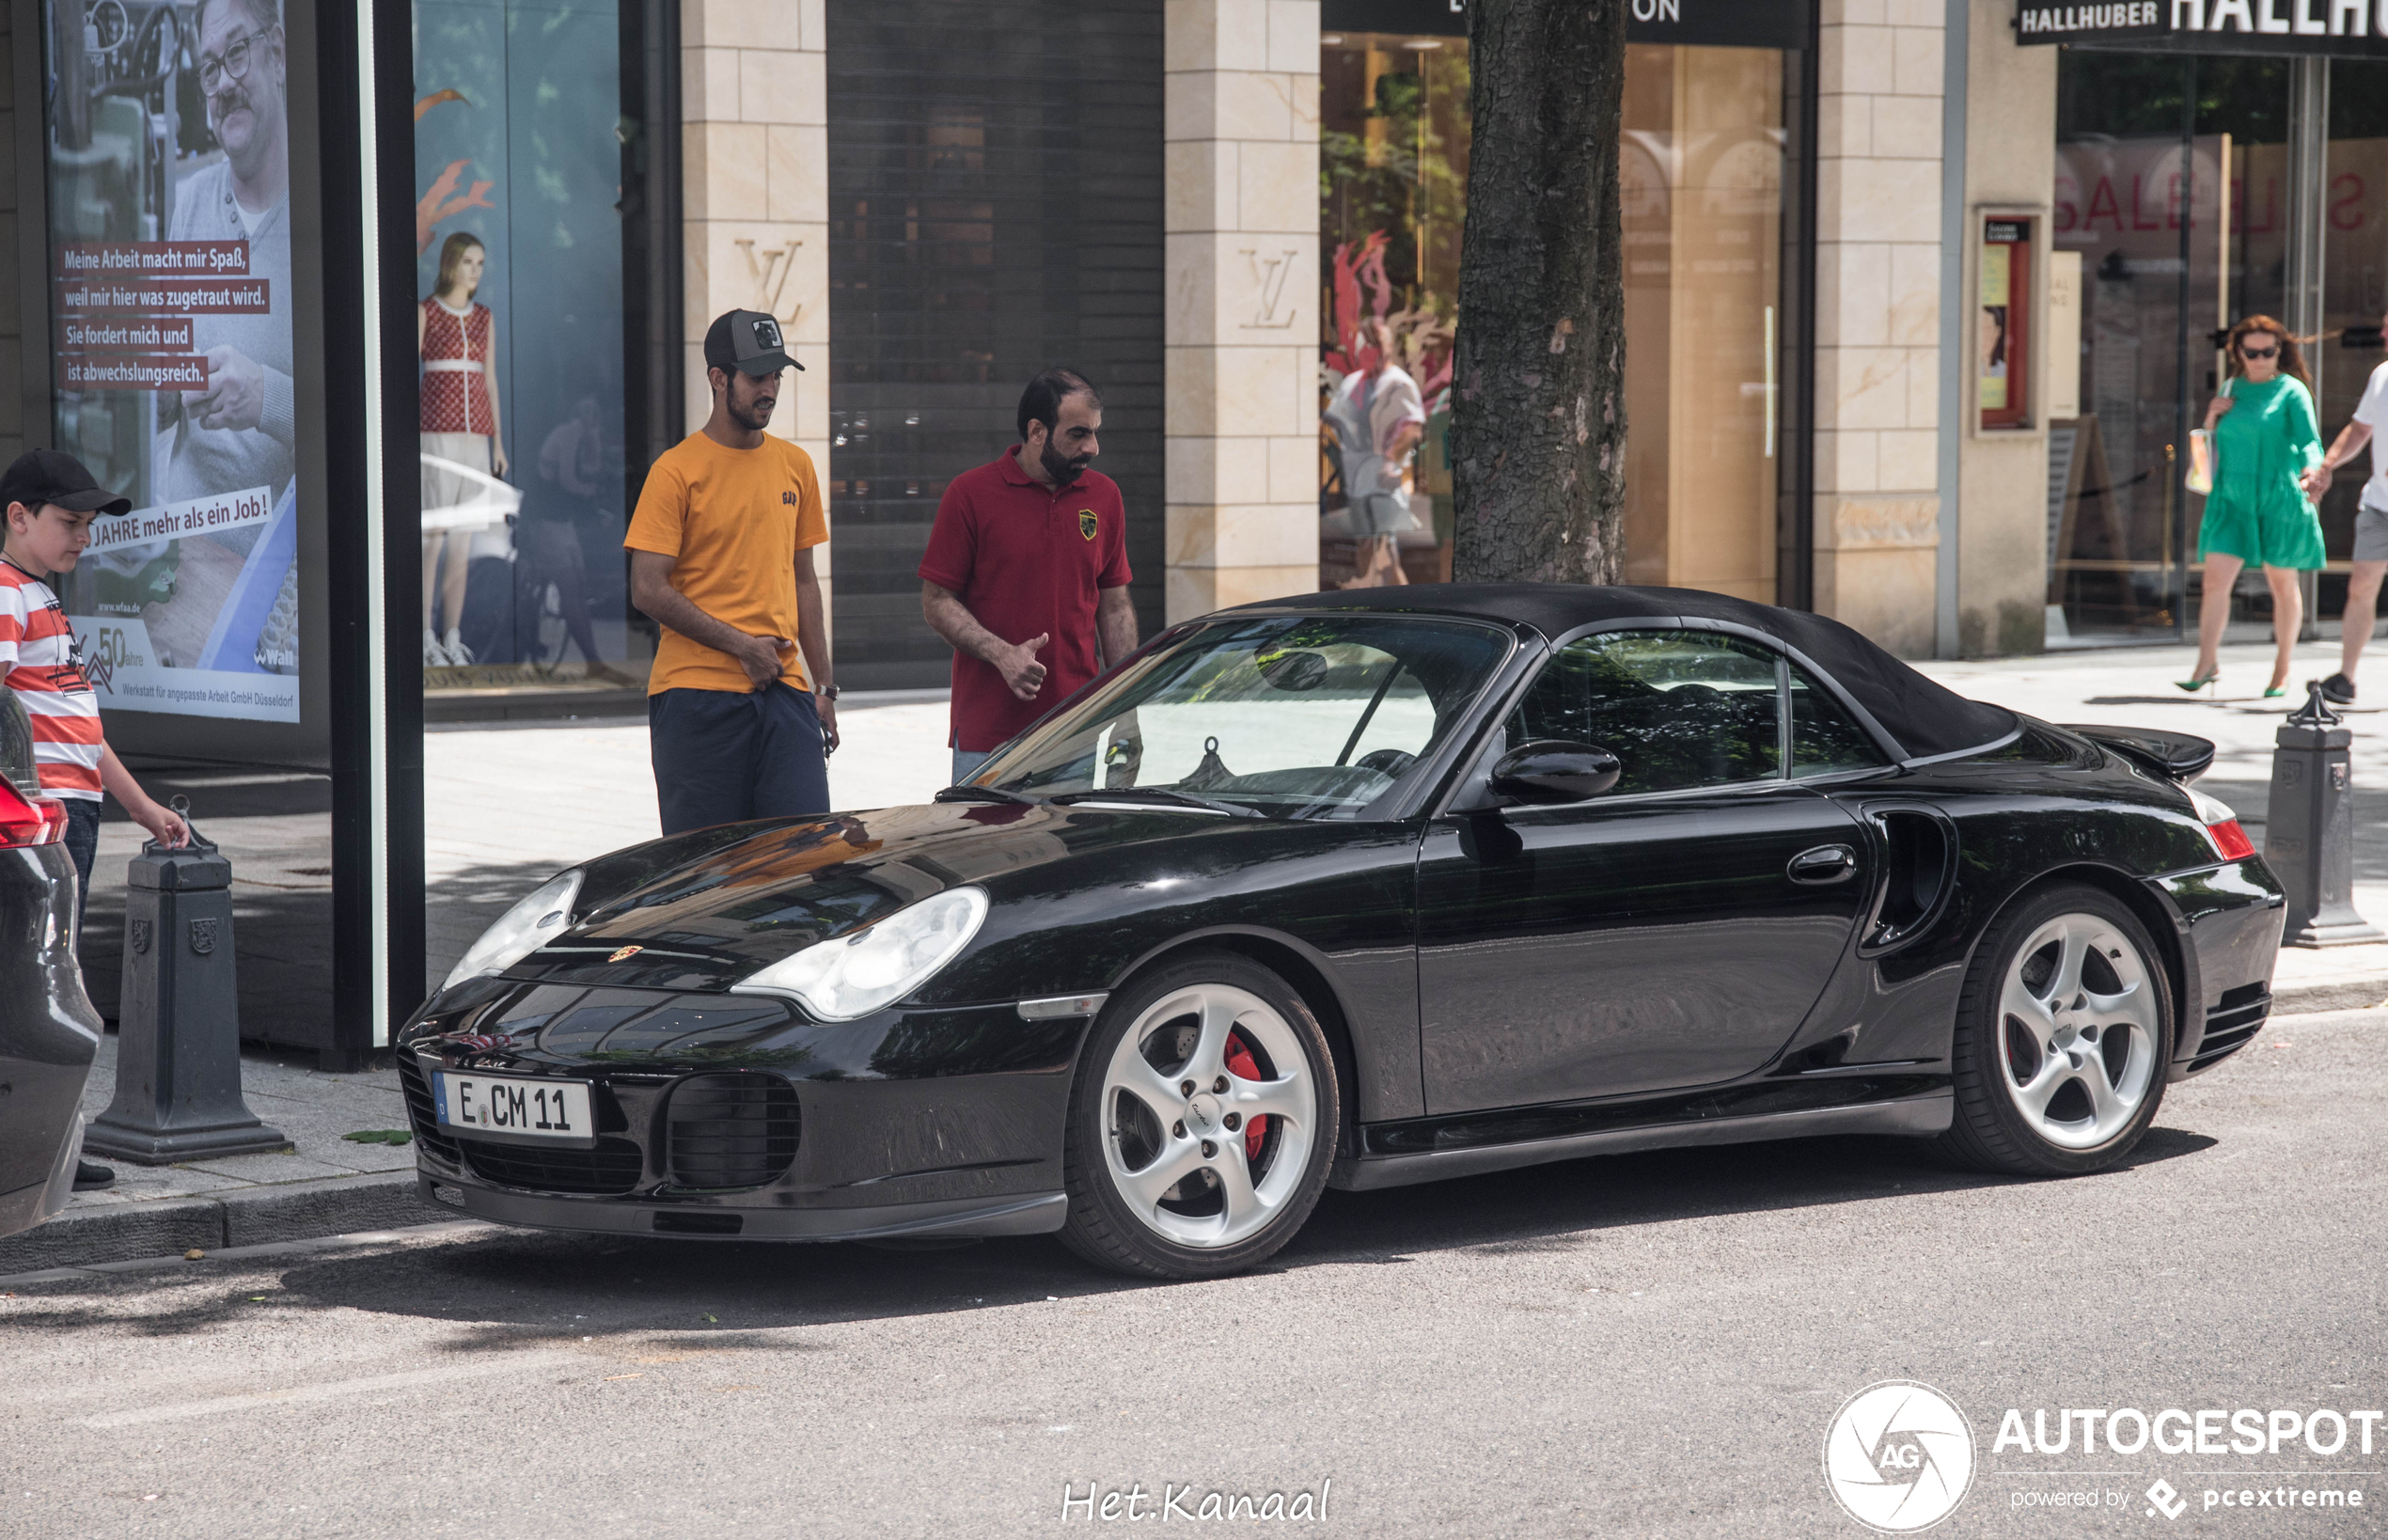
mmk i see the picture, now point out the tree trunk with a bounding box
[1450,0,1627,585]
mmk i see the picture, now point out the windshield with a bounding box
[965,614,1513,820]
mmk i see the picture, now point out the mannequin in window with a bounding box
[419,231,506,667]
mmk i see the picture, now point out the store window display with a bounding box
[1319,31,1790,598]
[418,231,508,668]
[413,0,636,701]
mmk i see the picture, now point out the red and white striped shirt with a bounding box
[0,560,103,801]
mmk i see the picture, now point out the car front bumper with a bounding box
[398,981,1090,1240]
[417,1173,1065,1241]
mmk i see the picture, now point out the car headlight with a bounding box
[731,886,988,1021]
[442,870,583,992]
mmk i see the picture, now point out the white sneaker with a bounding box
[423,628,448,666]
[442,627,474,667]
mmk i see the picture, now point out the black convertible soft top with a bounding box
[1228,583,2019,763]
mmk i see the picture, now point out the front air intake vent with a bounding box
[463,1139,645,1195]
[397,1056,462,1163]
[665,1074,800,1191]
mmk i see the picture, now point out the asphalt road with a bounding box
[7,1004,2383,1539]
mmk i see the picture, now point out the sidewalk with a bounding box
[0,1032,432,1273]
[16,641,2384,1272]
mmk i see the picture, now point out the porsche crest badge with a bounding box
[1078,509,1098,541]
[608,945,644,963]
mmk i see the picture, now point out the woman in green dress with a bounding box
[2182,316,2327,698]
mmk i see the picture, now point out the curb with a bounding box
[0,1170,442,1274]
[2273,978,2388,1015]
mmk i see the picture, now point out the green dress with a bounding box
[2197,373,2326,570]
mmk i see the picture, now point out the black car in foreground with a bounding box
[402,585,2285,1278]
[0,685,100,1241]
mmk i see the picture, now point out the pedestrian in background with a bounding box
[1326,316,1425,589]
[627,309,838,836]
[2302,305,2388,704]
[2178,316,2326,700]
[1,449,191,1193]
[919,368,1137,784]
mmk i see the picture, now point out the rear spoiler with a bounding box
[2061,724,2215,783]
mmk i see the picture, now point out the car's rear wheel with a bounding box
[1058,951,1339,1279]
[1939,883,2173,1176]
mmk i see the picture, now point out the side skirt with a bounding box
[1329,1092,1953,1193]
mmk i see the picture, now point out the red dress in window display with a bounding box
[420,293,505,669]
[421,298,496,433]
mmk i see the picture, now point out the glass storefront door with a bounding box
[1318,30,1793,598]
[2055,50,2388,648]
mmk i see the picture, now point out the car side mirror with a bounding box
[1489,740,1622,805]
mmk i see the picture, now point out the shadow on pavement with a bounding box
[8,1124,2219,1344]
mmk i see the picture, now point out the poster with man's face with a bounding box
[42,0,301,723]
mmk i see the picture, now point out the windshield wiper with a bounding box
[934,784,1039,805]
[1048,787,1262,818]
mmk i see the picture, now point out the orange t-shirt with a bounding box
[625,432,827,695]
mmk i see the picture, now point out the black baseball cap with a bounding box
[703,309,802,375]
[0,449,132,516]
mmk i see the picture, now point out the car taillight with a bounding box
[2207,818,2256,862]
[0,779,65,848]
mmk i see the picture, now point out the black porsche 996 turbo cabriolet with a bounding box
[401,585,2285,1279]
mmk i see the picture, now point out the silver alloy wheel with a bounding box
[1100,982,1318,1249]
[1997,911,2160,1150]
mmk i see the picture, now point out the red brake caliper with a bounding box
[1224,1031,1266,1160]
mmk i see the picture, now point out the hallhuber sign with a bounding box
[2018,0,2388,54]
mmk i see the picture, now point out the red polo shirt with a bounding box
[919,450,1133,750]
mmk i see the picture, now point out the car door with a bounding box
[1415,627,1884,1115]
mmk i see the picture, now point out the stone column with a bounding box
[1956,5,2054,656]
[1163,0,1321,623]
[1812,0,1943,658]
[680,0,832,613]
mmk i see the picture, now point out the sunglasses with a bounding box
[2239,342,2280,359]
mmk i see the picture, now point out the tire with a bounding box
[1937,882,2175,1176]
[1057,951,1341,1279]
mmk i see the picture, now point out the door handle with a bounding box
[1787,843,1858,885]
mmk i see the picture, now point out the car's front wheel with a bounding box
[1058,952,1339,1279]
[1939,882,2174,1176]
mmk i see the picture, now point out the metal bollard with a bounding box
[2265,683,2384,949]
[85,798,289,1164]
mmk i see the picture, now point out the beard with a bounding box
[729,385,777,432]
[1040,438,1091,485]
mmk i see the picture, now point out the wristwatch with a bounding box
[818,684,840,700]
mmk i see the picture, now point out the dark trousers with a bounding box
[650,683,830,836]
[62,797,101,935]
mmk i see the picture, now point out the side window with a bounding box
[1788,667,1888,778]
[1507,631,1783,794]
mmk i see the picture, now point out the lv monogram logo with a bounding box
[1239,248,1300,330]
[734,238,805,326]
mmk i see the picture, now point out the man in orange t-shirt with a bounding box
[626,310,837,834]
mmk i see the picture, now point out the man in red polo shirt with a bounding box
[919,368,1138,782]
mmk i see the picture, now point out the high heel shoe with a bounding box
[2176,669,2220,694]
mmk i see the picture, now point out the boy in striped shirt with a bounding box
[1,449,189,926]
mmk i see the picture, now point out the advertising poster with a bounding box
[42,0,300,722]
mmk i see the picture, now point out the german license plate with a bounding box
[433,1072,592,1139]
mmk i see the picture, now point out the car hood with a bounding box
[500,800,1227,993]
